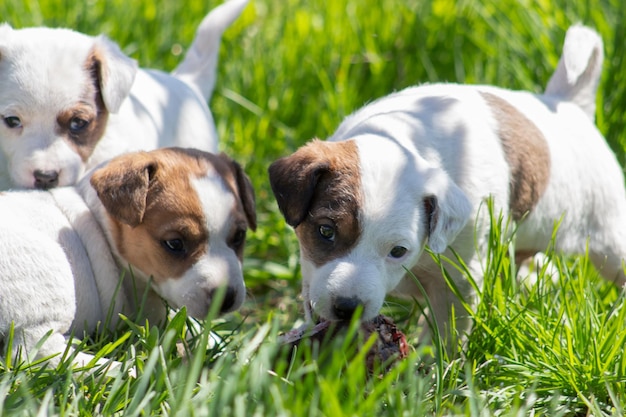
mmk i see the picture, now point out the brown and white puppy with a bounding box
[0,147,256,368]
[0,0,248,190]
[269,25,626,351]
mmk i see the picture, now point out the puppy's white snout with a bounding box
[33,169,59,190]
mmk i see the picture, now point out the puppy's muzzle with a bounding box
[33,170,59,190]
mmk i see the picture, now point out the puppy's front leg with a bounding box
[69,346,133,377]
[11,326,131,376]
[10,324,73,368]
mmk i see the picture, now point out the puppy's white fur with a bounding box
[269,25,626,351]
[0,147,256,369]
[0,0,248,190]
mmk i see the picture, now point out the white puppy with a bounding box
[0,147,256,368]
[0,0,248,190]
[269,25,626,351]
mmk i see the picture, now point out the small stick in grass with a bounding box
[279,315,409,374]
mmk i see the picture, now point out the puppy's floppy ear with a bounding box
[422,169,472,253]
[0,24,15,63]
[0,23,13,51]
[88,35,138,113]
[90,152,156,227]
[219,153,257,231]
[268,152,329,228]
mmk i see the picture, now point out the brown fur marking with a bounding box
[209,152,257,233]
[93,148,256,277]
[91,149,210,281]
[481,92,551,221]
[56,49,109,162]
[204,152,257,260]
[269,139,362,266]
[91,148,256,281]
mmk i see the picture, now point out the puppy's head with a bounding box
[0,23,137,189]
[269,138,470,322]
[90,147,256,318]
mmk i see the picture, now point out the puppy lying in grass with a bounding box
[0,147,256,370]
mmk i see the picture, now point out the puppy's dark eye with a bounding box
[3,116,22,129]
[318,224,335,241]
[230,229,246,249]
[389,246,408,259]
[162,239,186,254]
[69,117,89,132]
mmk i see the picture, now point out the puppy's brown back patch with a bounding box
[480,92,551,221]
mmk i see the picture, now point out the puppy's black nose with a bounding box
[211,286,237,313]
[33,170,59,189]
[333,296,362,321]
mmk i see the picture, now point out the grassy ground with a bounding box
[1,0,626,415]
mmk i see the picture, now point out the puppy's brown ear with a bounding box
[90,152,156,227]
[268,152,329,228]
[220,153,257,231]
[88,36,138,113]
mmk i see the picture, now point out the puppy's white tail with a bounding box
[544,24,604,120]
[172,0,248,101]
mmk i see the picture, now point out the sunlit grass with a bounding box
[1,0,625,414]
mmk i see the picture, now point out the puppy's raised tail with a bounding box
[172,0,249,101]
[544,24,604,120]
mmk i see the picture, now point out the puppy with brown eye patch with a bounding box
[269,25,626,356]
[0,0,249,190]
[0,147,256,370]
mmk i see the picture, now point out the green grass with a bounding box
[2,0,626,415]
